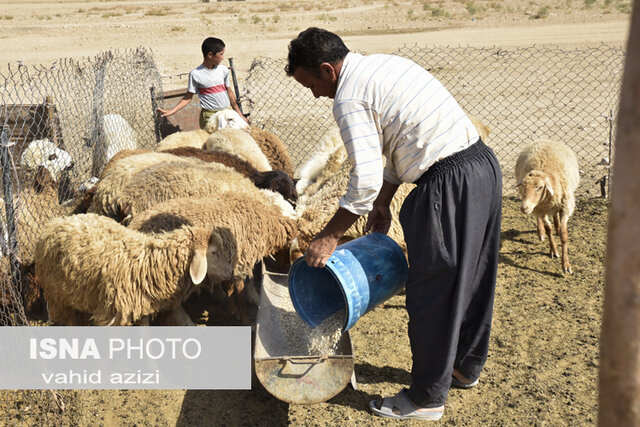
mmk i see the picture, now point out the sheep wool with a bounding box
[204,128,272,172]
[156,129,209,151]
[247,126,295,177]
[109,160,269,223]
[92,114,137,177]
[515,139,580,274]
[35,213,233,325]
[20,138,74,181]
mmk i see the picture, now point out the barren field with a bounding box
[0,0,630,425]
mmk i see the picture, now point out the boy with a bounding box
[158,37,247,129]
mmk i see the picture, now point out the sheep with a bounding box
[290,142,413,263]
[92,113,137,177]
[204,128,272,172]
[90,151,202,219]
[20,138,74,180]
[128,194,298,323]
[160,147,298,202]
[247,126,296,177]
[294,126,344,195]
[207,109,295,176]
[205,109,249,133]
[34,213,233,326]
[515,139,580,274]
[156,129,209,151]
[468,114,491,142]
[104,160,284,224]
[91,148,297,222]
[154,109,246,152]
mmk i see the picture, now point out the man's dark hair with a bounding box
[285,27,349,77]
[201,37,226,56]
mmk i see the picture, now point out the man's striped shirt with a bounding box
[333,52,479,216]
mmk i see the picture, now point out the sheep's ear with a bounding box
[513,179,523,189]
[544,177,554,196]
[189,247,208,285]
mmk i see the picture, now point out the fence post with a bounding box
[150,86,162,143]
[599,0,640,424]
[0,128,27,326]
[228,58,244,115]
[607,108,614,199]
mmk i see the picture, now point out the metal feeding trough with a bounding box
[253,262,356,404]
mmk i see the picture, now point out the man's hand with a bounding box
[157,107,173,118]
[365,204,392,234]
[305,234,339,268]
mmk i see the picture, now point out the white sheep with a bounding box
[20,138,74,180]
[128,194,298,324]
[294,126,344,195]
[204,128,272,172]
[34,213,233,326]
[290,137,413,263]
[205,109,249,132]
[92,113,137,177]
[515,139,580,274]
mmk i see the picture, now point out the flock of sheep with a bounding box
[1,109,581,326]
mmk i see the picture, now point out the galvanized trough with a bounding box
[253,262,356,404]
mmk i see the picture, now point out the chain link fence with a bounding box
[244,44,624,198]
[0,47,162,424]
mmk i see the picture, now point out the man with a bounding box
[158,37,247,128]
[286,27,502,421]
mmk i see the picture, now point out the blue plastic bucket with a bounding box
[288,232,408,331]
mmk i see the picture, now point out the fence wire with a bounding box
[244,44,624,198]
[0,47,162,425]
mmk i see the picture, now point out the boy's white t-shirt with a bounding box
[187,64,232,111]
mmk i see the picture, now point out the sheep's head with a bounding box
[20,138,74,181]
[201,228,234,283]
[255,170,298,203]
[516,170,554,215]
[204,110,248,133]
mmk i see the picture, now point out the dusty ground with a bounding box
[0,0,627,425]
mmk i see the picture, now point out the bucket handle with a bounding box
[278,356,328,377]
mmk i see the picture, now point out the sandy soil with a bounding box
[0,0,628,425]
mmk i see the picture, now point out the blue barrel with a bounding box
[288,233,408,332]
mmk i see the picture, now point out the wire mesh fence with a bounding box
[0,47,162,424]
[244,44,624,198]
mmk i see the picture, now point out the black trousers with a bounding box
[399,139,502,408]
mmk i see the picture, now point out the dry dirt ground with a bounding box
[0,0,628,425]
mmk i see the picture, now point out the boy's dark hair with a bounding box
[285,27,349,77]
[201,37,226,56]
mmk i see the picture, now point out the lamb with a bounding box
[515,139,580,274]
[204,128,272,172]
[92,113,137,177]
[128,194,298,323]
[34,213,232,326]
